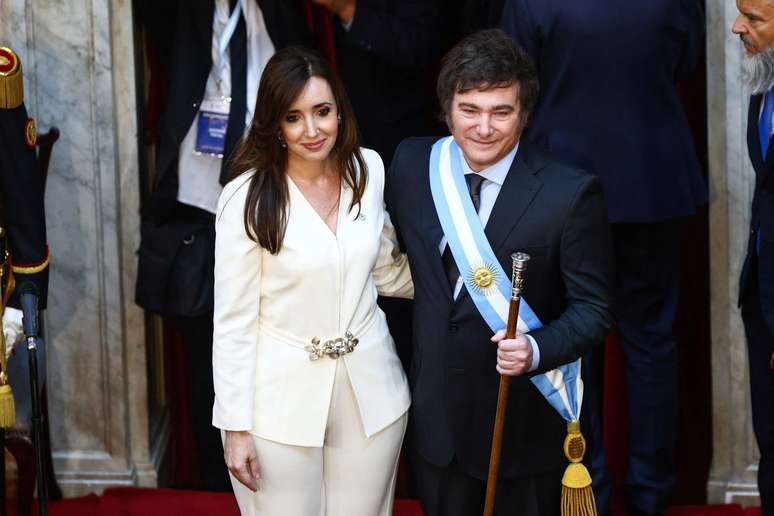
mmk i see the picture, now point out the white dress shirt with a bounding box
[177,0,275,214]
[212,149,413,446]
[437,142,540,371]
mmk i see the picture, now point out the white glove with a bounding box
[3,307,24,361]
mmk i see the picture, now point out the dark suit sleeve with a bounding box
[675,0,704,81]
[499,0,540,61]
[0,105,49,309]
[344,1,441,70]
[528,176,614,373]
[384,139,406,240]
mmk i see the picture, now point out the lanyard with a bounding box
[215,0,244,95]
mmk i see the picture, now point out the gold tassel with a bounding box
[560,420,597,516]
[0,251,16,428]
[0,375,15,428]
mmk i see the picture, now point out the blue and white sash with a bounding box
[429,136,583,423]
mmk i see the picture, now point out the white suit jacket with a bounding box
[212,148,413,446]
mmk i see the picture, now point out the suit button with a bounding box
[450,324,459,333]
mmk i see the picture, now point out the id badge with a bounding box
[195,97,231,157]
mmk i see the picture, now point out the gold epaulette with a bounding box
[0,47,24,110]
[11,246,50,275]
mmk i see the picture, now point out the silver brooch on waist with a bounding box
[305,332,359,361]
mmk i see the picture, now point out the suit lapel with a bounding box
[749,94,765,173]
[420,190,454,301]
[483,148,542,254]
[748,94,774,188]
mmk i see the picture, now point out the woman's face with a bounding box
[279,76,339,164]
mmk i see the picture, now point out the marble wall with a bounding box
[707,0,761,507]
[0,0,156,495]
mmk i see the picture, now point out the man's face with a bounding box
[733,0,774,55]
[448,84,523,172]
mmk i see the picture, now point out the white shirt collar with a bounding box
[459,141,519,186]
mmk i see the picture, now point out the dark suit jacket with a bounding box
[501,0,706,224]
[741,94,774,335]
[0,103,49,309]
[333,0,442,167]
[385,137,615,480]
[135,0,312,222]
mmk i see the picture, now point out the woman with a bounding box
[212,46,413,516]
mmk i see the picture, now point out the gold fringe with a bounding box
[0,382,15,428]
[561,484,598,516]
[0,47,23,110]
[1,248,16,428]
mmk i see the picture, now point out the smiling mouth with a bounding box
[302,139,327,151]
[471,139,497,146]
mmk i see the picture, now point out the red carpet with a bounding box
[5,489,763,516]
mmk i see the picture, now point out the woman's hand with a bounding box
[224,430,260,492]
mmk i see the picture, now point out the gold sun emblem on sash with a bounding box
[466,263,499,296]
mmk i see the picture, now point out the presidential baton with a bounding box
[483,252,530,516]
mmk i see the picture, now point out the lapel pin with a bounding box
[358,213,366,221]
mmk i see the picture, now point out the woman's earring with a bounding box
[277,134,287,148]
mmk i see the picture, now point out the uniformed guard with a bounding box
[0,45,50,427]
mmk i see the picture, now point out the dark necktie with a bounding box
[442,173,485,290]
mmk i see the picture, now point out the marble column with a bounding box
[707,0,761,507]
[0,0,158,495]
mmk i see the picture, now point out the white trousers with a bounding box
[228,360,408,516]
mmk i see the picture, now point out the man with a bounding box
[133,0,310,491]
[501,2,706,514]
[732,2,774,514]
[385,30,614,515]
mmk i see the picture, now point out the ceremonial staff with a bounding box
[483,252,529,516]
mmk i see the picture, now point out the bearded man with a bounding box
[733,2,774,515]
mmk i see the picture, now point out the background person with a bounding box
[501,2,706,514]
[732,2,774,514]
[133,0,311,490]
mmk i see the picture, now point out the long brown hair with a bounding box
[228,46,366,254]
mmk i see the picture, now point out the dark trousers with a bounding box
[176,313,231,492]
[742,259,774,516]
[612,221,681,514]
[411,453,562,516]
[584,345,612,515]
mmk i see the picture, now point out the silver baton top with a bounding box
[510,252,530,300]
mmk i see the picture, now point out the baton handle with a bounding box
[483,253,530,516]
